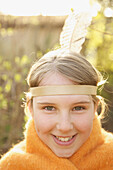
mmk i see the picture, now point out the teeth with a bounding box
[56,136,73,142]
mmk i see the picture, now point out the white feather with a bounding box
[60,12,92,53]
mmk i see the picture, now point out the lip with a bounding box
[52,135,77,146]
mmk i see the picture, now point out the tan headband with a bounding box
[30,85,97,96]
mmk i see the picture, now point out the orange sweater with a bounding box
[0,116,113,170]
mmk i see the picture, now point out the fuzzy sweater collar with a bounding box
[25,115,107,169]
[26,116,113,170]
[1,115,113,170]
[26,115,103,154]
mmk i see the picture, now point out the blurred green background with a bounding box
[0,3,113,156]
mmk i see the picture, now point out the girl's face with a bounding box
[31,73,96,158]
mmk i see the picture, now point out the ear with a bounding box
[27,99,34,118]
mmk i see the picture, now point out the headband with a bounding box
[30,85,97,97]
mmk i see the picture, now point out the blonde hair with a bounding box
[26,50,106,117]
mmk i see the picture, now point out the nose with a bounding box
[56,111,73,132]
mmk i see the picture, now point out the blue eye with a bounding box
[44,106,55,111]
[73,106,85,111]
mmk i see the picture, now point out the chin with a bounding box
[54,151,75,158]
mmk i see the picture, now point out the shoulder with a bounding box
[98,129,113,167]
[87,129,113,169]
[99,128,113,154]
[0,140,26,170]
[102,128,113,145]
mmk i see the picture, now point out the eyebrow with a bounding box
[36,101,91,105]
[73,101,91,104]
[37,102,56,105]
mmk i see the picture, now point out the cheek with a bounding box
[73,114,94,133]
[34,113,56,133]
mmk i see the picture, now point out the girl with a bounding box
[0,50,113,170]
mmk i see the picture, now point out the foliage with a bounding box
[0,44,44,155]
[97,0,113,9]
[82,11,113,131]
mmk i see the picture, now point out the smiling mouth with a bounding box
[53,135,77,146]
[55,136,73,142]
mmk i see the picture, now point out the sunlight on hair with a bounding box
[97,80,107,86]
